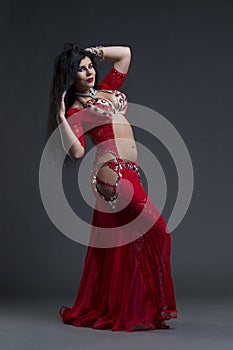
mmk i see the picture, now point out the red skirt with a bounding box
[59,158,178,332]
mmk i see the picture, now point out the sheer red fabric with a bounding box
[59,65,178,332]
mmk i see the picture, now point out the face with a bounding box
[75,56,96,91]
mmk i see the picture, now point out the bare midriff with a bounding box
[94,112,138,174]
[74,91,138,174]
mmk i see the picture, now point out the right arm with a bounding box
[56,92,85,160]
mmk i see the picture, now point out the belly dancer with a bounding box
[47,43,178,332]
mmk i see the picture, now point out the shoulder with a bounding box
[65,106,82,119]
[98,65,127,91]
[66,102,83,117]
[71,100,84,110]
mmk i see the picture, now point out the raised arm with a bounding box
[103,46,131,74]
[85,45,131,74]
[57,92,85,160]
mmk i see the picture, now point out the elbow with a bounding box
[69,146,85,160]
[74,146,85,160]
[125,46,131,58]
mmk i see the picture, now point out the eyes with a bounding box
[78,63,94,72]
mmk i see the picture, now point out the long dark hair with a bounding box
[46,42,99,166]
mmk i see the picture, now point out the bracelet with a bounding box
[84,46,104,60]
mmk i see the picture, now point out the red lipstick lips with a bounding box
[87,77,94,83]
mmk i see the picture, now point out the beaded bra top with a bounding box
[80,90,128,118]
[65,66,129,159]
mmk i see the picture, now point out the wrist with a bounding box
[57,113,66,123]
[84,46,104,60]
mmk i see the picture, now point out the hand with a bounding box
[57,90,66,123]
[84,46,104,59]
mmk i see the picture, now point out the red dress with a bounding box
[59,66,178,331]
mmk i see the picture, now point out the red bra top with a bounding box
[65,65,129,164]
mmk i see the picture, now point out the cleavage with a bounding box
[91,91,118,110]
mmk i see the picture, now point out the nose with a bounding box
[86,68,92,76]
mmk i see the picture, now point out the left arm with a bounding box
[102,46,131,74]
[86,46,131,74]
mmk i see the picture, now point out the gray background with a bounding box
[1,0,232,301]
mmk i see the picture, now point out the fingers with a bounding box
[62,89,67,99]
[61,90,67,108]
[59,90,67,116]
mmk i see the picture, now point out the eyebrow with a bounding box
[79,63,93,68]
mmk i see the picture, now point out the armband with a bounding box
[84,46,104,60]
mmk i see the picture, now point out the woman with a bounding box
[47,43,178,332]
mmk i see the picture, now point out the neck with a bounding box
[74,80,92,95]
[75,87,97,98]
[75,87,90,94]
